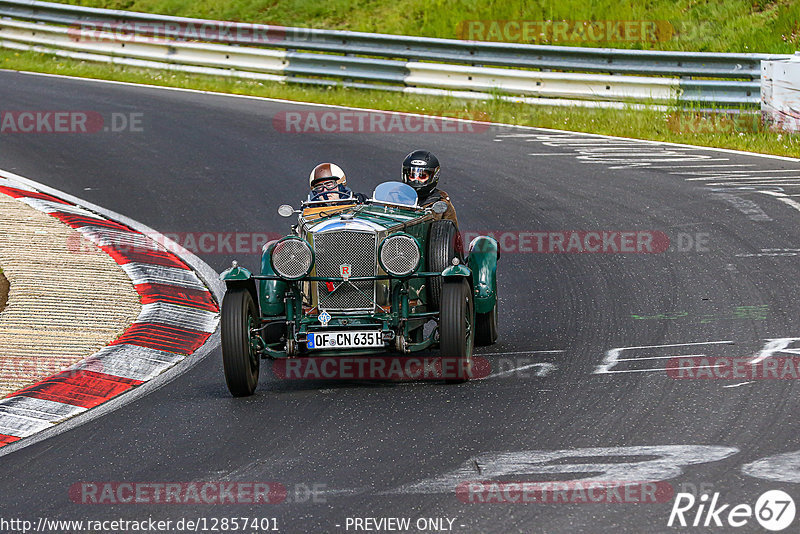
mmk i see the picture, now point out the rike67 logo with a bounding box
[668,490,796,531]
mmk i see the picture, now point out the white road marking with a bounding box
[693,169,800,174]
[708,182,800,187]
[479,350,565,355]
[700,177,800,183]
[688,175,800,182]
[743,450,800,483]
[391,445,740,494]
[507,128,800,214]
[749,338,800,364]
[736,251,800,257]
[572,146,673,151]
[600,365,720,374]
[539,141,647,146]
[773,195,800,213]
[651,164,754,170]
[723,381,754,388]
[711,193,772,221]
[614,353,707,362]
[480,362,558,379]
[594,341,734,374]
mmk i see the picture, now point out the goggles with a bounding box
[311,179,339,192]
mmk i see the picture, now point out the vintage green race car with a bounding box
[219,181,499,396]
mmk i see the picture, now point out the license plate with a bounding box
[307,330,383,350]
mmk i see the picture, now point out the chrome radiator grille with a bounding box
[314,231,377,311]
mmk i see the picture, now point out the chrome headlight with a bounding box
[379,233,421,276]
[271,237,313,280]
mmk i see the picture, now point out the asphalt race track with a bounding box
[2,70,800,533]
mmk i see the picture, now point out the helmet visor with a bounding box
[406,167,432,184]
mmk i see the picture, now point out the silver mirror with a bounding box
[278,204,295,217]
[432,200,448,214]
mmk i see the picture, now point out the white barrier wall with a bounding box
[762,54,800,132]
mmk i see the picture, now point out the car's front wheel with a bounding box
[221,288,260,397]
[439,279,475,383]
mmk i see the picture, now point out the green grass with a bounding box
[58,0,800,53]
[3,48,799,157]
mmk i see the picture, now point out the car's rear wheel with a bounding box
[427,220,459,311]
[440,279,474,384]
[475,303,498,346]
[221,288,260,397]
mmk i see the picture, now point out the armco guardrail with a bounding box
[762,54,800,132]
[0,0,790,107]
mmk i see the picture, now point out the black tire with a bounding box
[221,288,259,397]
[427,220,458,311]
[440,279,475,384]
[475,304,498,346]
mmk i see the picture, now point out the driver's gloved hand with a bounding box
[354,192,367,204]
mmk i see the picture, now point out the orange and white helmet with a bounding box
[309,163,347,189]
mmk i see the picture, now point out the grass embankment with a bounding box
[53,0,800,53]
[1,0,799,156]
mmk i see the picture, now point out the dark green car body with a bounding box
[218,182,498,394]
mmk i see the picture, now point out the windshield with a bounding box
[371,181,418,207]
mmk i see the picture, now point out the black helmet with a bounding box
[402,150,440,196]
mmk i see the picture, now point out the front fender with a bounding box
[260,242,288,316]
[441,263,472,279]
[220,264,259,315]
[467,236,498,314]
[220,263,252,282]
